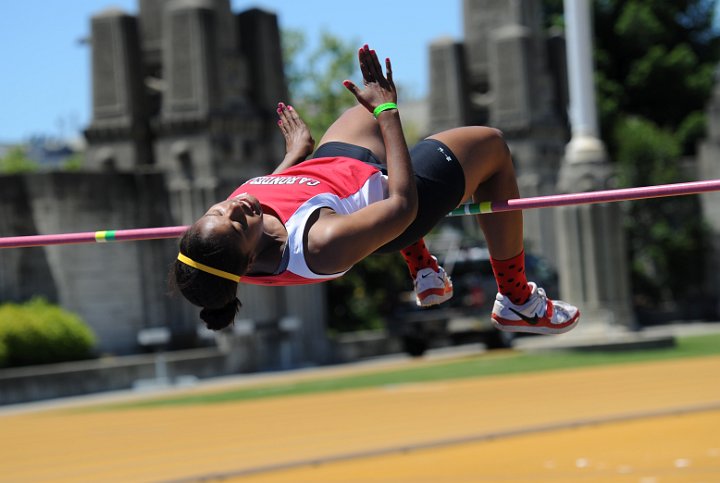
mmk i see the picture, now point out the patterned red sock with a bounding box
[400,238,440,278]
[490,251,532,305]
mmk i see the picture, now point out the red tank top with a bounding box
[228,157,387,285]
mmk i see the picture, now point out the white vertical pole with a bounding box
[563,0,599,139]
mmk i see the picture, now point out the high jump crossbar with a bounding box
[1,178,719,249]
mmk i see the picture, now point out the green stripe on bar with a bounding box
[447,202,494,217]
[449,204,477,216]
[95,231,116,243]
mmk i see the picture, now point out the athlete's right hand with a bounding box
[342,45,397,114]
[277,102,315,160]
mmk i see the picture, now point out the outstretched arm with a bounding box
[272,102,316,174]
[307,45,418,274]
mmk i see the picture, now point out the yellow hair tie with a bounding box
[177,253,241,283]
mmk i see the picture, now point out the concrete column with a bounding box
[698,66,720,316]
[428,38,471,133]
[84,8,152,169]
[556,0,635,333]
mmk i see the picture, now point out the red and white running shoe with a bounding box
[414,265,453,307]
[491,282,580,335]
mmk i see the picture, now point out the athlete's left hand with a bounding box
[343,45,397,114]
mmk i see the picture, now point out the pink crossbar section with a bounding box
[1,179,719,249]
[0,226,188,249]
[489,179,720,213]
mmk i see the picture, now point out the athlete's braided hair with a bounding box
[170,224,250,331]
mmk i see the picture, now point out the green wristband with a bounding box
[373,102,398,118]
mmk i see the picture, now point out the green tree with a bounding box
[282,30,425,145]
[543,0,719,312]
[282,30,359,141]
[327,254,410,333]
[614,117,709,307]
[543,0,719,153]
[0,146,38,173]
[592,0,719,156]
[0,298,96,367]
[62,152,85,171]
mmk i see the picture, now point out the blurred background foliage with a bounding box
[545,0,719,314]
[282,30,359,144]
[0,146,38,174]
[0,298,96,368]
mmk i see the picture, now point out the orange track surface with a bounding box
[1,355,719,482]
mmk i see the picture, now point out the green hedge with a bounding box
[0,298,96,368]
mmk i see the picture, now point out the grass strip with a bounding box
[93,333,720,411]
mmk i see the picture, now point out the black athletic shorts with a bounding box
[311,140,466,253]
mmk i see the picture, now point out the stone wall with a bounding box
[0,177,57,302]
[0,171,193,355]
[0,347,232,405]
[0,170,334,366]
[0,332,403,405]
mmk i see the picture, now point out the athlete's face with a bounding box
[196,193,264,266]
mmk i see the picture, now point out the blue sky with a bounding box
[0,1,462,143]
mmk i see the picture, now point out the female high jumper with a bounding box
[172,44,580,335]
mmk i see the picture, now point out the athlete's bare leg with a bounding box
[318,105,387,160]
[427,127,523,261]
